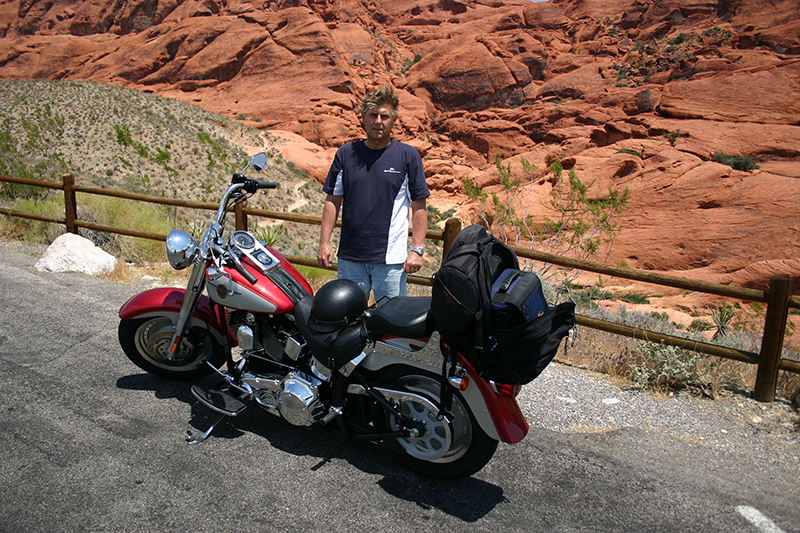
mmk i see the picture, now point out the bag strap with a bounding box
[473,237,497,352]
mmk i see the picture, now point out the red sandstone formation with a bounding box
[1,0,799,291]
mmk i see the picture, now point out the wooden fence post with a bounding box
[754,274,792,402]
[442,217,461,257]
[63,174,78,235]
[235,200,247,232]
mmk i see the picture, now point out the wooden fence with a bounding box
[2,173,799,402]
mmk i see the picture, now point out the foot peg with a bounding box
[187,373,248,445]
[190,374,247,416]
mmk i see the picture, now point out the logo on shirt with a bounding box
[384,167,402,174]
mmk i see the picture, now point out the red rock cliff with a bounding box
[1,0,799,290]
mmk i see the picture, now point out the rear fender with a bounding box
[358,334,527,442]
[118,287,226,344]
[457,353,529,444]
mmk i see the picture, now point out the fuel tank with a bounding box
[206,245,313,314]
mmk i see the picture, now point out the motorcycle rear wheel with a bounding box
[118,316,224,380]
[371,366,498,479]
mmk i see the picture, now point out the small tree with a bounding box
[195,131,248,201]
[463,155,629,279]
[114,122,182,225]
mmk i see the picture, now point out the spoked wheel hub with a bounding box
[131,317,214,371]
[141,319,196,364]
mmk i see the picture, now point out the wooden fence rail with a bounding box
[2,173,798,402]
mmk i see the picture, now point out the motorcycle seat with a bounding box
[366,296,434,340]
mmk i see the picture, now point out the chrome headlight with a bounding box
[166,230,198,270]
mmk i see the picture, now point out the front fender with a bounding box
[118,287,224,338]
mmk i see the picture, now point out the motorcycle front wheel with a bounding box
[118,316,224,380]
[370,366,498,479]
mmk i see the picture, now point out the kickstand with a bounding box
[186,413,227,445]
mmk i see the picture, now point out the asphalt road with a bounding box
[0,242,798,533]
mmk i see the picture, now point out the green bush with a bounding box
[688,319,715,332]
[0,193,64,243]
[664,130,682,146]
[617,148,643,158]
[84,194,173,261]
[713,152,760,172]
[618,291,650,304]
[252,223,285,247]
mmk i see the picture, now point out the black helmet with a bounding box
[309,279,368,333]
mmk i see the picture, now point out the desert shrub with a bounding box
[664,129,682,146]
[0,105,70,199]
[294,264,337,292]
[688,319,714,332]
[617,148,643,158]
[0,193,64,243]
[667,33,690,46]
[713,152,760,172]
[628,341,709,393]
[427,205,456,230]
[618,291,650,304]
[81,194,173,262]
[464,155,629,282]
[252,223,285,247]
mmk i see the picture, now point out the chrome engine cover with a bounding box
[277,372,326,427]
[245,371,326,427]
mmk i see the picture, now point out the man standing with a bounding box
[317,87,430,304]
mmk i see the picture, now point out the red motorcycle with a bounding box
[118,152,529,479]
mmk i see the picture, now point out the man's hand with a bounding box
[318,242,334,268]
[405,197,427,275]
[318,194,342,269]
[403,249,423,274]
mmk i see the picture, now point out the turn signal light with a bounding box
[448,375,470,391]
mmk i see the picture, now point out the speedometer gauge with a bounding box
[231,231,255,250]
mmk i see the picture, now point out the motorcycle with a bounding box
[118,152,530,479]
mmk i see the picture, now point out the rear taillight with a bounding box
[492,382,522,398]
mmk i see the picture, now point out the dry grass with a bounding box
[554,300,800,404]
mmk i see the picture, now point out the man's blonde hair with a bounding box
[359,86,399,117]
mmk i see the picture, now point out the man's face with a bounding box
[361,103,395,148]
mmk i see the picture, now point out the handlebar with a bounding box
[242,179,278,193]
[225,243,258,285]
[232,173,278,193]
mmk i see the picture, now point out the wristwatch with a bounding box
[410,246,424,257]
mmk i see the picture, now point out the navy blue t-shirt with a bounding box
[323,140,430,264]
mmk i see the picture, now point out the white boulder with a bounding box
[34,233,117,275]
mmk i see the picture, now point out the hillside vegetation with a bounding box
[0,79,326,255]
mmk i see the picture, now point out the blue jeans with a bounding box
[337,259,406,306]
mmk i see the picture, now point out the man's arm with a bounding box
[318,194,343,268]
[403,197,427,274]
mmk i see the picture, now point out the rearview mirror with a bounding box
[251,152,268,172]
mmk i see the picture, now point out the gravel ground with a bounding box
[520,361,800,471]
